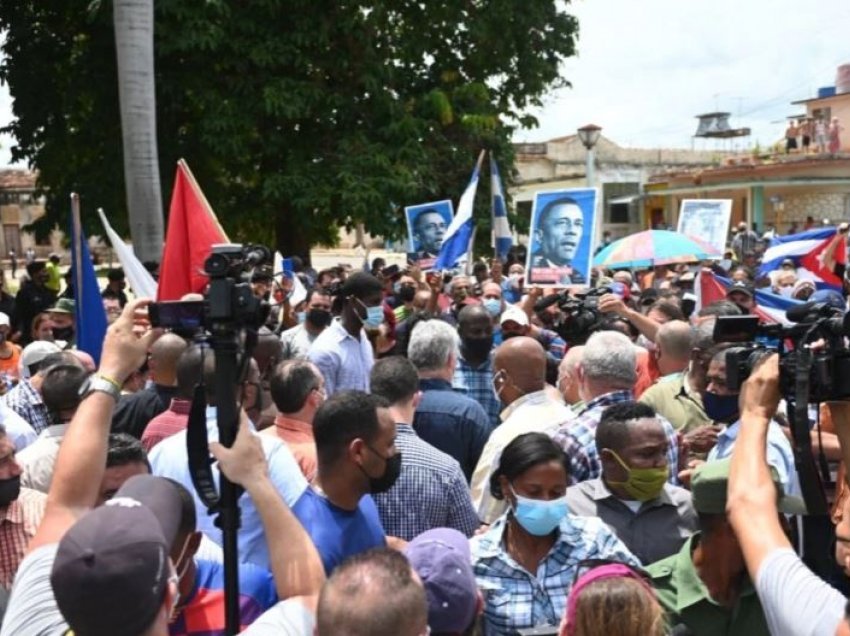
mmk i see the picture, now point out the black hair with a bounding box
[106,433,151,471]
[305,287,331,305]
[697,300,743,318]
[317,269,336,285]
[313,391,382,467]
[489,432,569,500]
[596,315,639,340]
[26,261,46,277]
[41,364,89,423]
[165,477,197,539]
[472,261,488,275]
[107,268,125,282]
[338,271,383,300]
[537,197,581,230]
[370,356,419,406]
[371,257,386,272]
[595,401,657,454]
[545,355,560,387]
[270,360,321,413]
[413,208,442,231]
[648,300,684,322]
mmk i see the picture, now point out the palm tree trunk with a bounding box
[113,0,164,264]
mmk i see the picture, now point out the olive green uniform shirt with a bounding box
[640,372,711,433]
[646,534,771,636]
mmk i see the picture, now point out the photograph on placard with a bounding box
[405,200,454,269]
[677,199,732,257]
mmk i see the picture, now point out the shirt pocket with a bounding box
[483,588,532,635]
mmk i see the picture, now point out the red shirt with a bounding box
[141,398,191,452]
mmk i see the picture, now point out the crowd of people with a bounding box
[0,233,848,635]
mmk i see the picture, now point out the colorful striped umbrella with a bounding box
[593,230,721,269]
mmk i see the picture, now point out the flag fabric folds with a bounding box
[697,269,802,325]
[490,156,512,261]
[434,151,485,271]
[759,227,846,290]
[274,252,308,307]
[97,208,158,299]
[70,195,108,365]
[158,160,229,300]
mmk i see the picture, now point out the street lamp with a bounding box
[577,123,602,188]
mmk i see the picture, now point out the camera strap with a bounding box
[791,348,827,515]
[187,382,221,512]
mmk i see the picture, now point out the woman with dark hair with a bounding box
[471,433,639,635]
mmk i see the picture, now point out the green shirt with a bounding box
[640,372,710,433]
[646,534,771,636]
[44,262,62,293]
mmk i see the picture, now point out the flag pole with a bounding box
[70,194,84,304]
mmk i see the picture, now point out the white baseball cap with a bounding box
[500,305,529,327]
[0,313,9,328]
[20,341,62,380]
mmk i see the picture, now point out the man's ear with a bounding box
[411,391,423,410]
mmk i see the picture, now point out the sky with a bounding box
[1,0,849,166]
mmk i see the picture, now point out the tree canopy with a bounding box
[0,0,578,260]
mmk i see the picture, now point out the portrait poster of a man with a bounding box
[526,188,598,285]
[405,200,454,268]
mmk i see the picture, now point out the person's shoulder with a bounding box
[645,550,678,582]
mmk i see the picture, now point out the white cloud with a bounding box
[518,0,850,151]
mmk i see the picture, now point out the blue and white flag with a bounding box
[490,155,512,261]
[434,150,485,271]
[97,208,157,299]
[70,194,108,365]
[758,227,845,290]
[697,269,802,325]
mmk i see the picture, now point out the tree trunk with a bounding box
[275,202,312,267]
[113,0,164,263]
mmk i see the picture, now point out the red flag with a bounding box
[158,160,229,300]
[799,234,846,288]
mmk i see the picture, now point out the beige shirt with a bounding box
[18,424,67,494]
[469,390,575,524]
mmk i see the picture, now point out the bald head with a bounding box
[557,345,584,405]
[149,333,189,386]
[494,336,546,404]
[656,320,693,376]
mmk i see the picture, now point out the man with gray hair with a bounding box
[553,330,680,484]
[408,319,490,481]
[640,318,718,456]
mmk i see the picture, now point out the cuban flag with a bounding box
[490,155,512,261]
[697,270,803,325]
[759,227,846,290]
[434,150,485,271]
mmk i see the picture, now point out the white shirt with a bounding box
[17,424,67,493]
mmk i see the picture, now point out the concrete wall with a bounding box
[775,192,850,225]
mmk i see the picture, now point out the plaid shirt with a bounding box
[3,380,50,435]
[552,390,680,485]
[471,513,640,634]
[453,353,501,430]
[372,424,479,541]
[0,487,46,589]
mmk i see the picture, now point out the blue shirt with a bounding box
[552,390,680,486]
[149,408,308,570]
[472,513,640,635]
[291,487,386,574]
[708,419,801,497]
[373,424,480,540]
[452,353,501,430]
[307,319,374,396]
[413,378,492,482]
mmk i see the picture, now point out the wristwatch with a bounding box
[78,374,122,403]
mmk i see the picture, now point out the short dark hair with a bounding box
[339,272,383,300]
[317,548,427,636]
[270,360,321,413]
[26,261,46,277]
[41,364,89,423]
[175,345,212,400]
[698,300,742,318]
[106,433,150,471]
[414,208,441,231]
[490,432,569,500]
[107,268,125,282]
[370,357,418,406]
[648,300,684,322]
[313,391,382,467]
[317,269,336,285]
[306,288,331,305]
[596,401,657,454]
[538,197,580,230]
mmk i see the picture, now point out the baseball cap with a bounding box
[781,258,796,269]
[691,458,806,515]
[638,288,658,307]
[20,340,62,379]
[726,281,754,298]
[49,298,75,315]
[405,529,478,633]
[0,312,9,328]
[500,305,529,327]
[51,475,183,636]
[810,289,846,310]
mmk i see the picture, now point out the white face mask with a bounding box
[778,286,795,298]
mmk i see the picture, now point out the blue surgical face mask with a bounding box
[703,390,739,423]
[483,298,502,318]
[355,298,384,328]
[510,484,568,536]
[296,311,307,325]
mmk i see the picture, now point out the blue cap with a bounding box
[810,289,845,310]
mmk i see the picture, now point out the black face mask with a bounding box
[52,327,74,341]
[0,475,21,507]
[307,309,332,328]
[360,447,402,494]
[462,336,493,360]
[397,286,416,303]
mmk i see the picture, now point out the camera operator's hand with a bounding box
[210,415,269,487]
[739,353,780,422]
[598,293,628,316]
[99,298,162,385]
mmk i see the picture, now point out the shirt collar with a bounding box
[591,477,676,508]
[458,353,492,372]
[274,414,314,434]
[330,318,363,343]
[583,390,633,412]
[168,398,192,415]
[500,389,550,421]
[0,498,23,524]
[419,378,454,392]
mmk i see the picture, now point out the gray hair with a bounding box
[408,320,459,372]
[656,320,694,359]
[581,331,636,388]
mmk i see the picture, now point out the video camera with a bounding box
[536,286,611,345]
[713,301,850,402]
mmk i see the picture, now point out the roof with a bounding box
[791,92,850,105]
[0,170,37,191]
